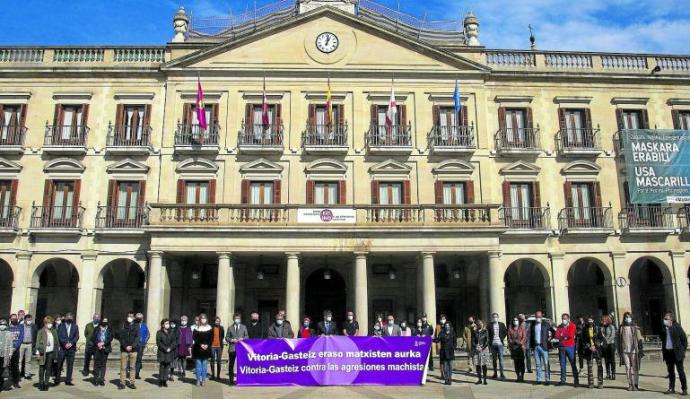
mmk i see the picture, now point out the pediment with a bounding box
[176,158,219,174]
[166,8,489,73]
[44,158,85,174]
[0,158,22,174]
[305,158,347,175]
[106,158,150,174]
[562,160,601,176]
[432,160,474,176]
[499,160,540,176]
[369,159,412,175]
[240,158,284,174]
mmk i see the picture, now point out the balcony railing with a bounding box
[556,128,601,152]
[107,123,152,147]
[499,207,551,229]
[95,206,148,229]
[44,125,89,147]
[366,124,412,147]
[30,204,84,229]
[302,124,348,147]
[428,125,475,149]
[619,206,675,230]
[174,123,220,146]
[558,206,613,231]
[238,121,284,147]
[0,206,21,230]
[146,204,501,227]
[0,126,26,147]
[679,207,690,231]
[495,127,540,152]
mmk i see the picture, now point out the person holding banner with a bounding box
[473,320,490,385]
[418,314,435,372]
[435,322,456,385]
[225,313,248,385]
[383,315,402,337]
[317,311,338,336]
[342,311,359,336]
[400,321,412,336]
[268,313,294,339]
[298,317,315,338]
[247,313,265,339]
[371,322,383,337]
[192,314,213,387]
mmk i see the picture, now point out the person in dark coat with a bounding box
[90,317,113,387]
[34,316,58,392]
[268,313,294,338]
[661,313,688,395]
[580,316,604,389]
[156,319,176,387]
[192,314,213,386]
[118,312,140,390]
[247,312,265,339]
[168,320,178,382]
[317,310,338,336]
[56,312,79,386]
[434,322,456,385]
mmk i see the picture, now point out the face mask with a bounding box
[234,319,241,324]
[136,317,143,322]
[46,323,53,330]
[164,323,170,329]
[215,321,221,326]
[664,319,671,327]
[492,318,498,323]
[127,317,134,323]
[251,319,259,324]
[624,317,632,324]
[421,318,427,323]
[562,320,569,326]
[348,316,353,321]
[374,325,381,331]
[326,317,332,322]
[171,323,176,328]
[181,320,188,326]
[10,320,17,326]
[304,322,310,327]
[388,320,394,326]
[56,320,62,325]
[25,320,33,326]
[445,324,451,330]
[513,320,519,326]
[101,321,108,327]
[200,319,208,324]
[440,319,446,325]
[93,319,100,325]
[276,320,284,326]
[417,322,422,327]
[468,320,474,325]
[0,324,6,331]
[535,318,542,324]
[65,318,73,324]
[587,320,594,325]
[400,323,406,328]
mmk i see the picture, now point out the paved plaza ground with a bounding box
[0,355,686,398]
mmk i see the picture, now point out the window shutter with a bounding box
[434,180,443,204]
[53,104,63,126]
[672,110,681,130]
[176,180,185,204]
[306,180,315,205]
[498,107,506,130]
[502,181,511,207]
[525,107,534,128]
[274,104,282,126]
[466,180,475,204]
[212,103,219,125]
[557,108,566,130]
[241,180,250,204]
[532,182,541,207]
[399,105,407,126]
[337,104,345,125]
[370,105,377,128]
[338,180,346,204]
[402,180,412,204]
[592,182,602,208]
[584,108,593,130]
[9,180,18,207]
[115,104,125,128]
[564,182,573,208]
[640,109,650,129]
[43,180,55,209]
[615,109,624,131]
[19,104,27,127]
[182,103,192,125]
[144,104,152,127]
[0,105,3,126]
[107,180,117,208]
[623,181,631,206]
[432,105,440,126]
[244,104,253,126]
[371,181,379,204]
[73,179,82,207]
[461,105,468,126]
[208,180,217,204]
[81,104,90,126]
[273,180,282,204]
[308,104,316,127]
[138,180,146,207]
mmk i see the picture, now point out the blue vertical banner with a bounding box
[622,129,690,204]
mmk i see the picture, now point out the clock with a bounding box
[316,32,339,54]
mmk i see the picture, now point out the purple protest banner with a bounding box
[236,336,431,386]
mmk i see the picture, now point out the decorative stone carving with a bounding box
[464,12,480,46]
[172,6,190,43]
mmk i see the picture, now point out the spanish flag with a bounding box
[325,76,334,127]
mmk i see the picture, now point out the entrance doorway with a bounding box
[304,268,346,327]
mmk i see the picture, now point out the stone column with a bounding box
[216,253,235,326]
[354,252,369,335]
[549,253,569,318]
[10,252,31,312]
[285,252,301,336]
[76,252,98,342]
[611,251,631,323]
[487,251,506,319]
[671,251,690,329]
[479,259,489,320]
[421,252,437,327]
[146,251,164,326]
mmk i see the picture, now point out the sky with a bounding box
[1,0,689,54]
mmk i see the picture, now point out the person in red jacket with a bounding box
[555,313,579,387]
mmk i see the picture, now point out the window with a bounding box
[58,105,87,140]
[677,111,690,130]
[435,106,468,143]
[504,108,526,144]
[315,182,339,205]
[621,110,641,130]
[250,182,274,205]
[570,183,593,220]
[182,103,218,142]
[0,181,15,220]
[0,105,23,142]
[371,105,407,144]
[309,104,343,140]
[252,105,276,138]
[179,180,214,220]
[442,182,466,205]
[115,181,141,220]
[52,181,76,221]
[509,183,532,220]
[116,105,147,141]
[563,109,585,146]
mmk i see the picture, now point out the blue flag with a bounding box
[453,80,461,115]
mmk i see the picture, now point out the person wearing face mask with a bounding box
[617,312,642,391]
[383,315,402,337]
[192,314,213,386]
[277,310,293,337]
[168,320,178,382]
[575,315,586,378]
[118,312,140,390]
[0,318,14,391]
[472,319,490,385]
[156,319,176,387]
[342,311,359,336]
[417,313,434,371]
[527,310,552,385]
[209,317,225,381]
[176,315,193,378]
[132,312,149,380]
[434,322,456,385]
[298,316,315,338]
[374,314,384,336]
[317,310,337,336]
[599,314,617,381]
[554,313,579,387]
[488,313,507,380]
[268,313,294,338]
[51,314,63,386]
[463,317,476,372]
[412,318,425,337]
[579,316,604,389]
[18,314,36,381]
[434,314,447,376]
[371,322,383,337]
[7,314,23,389]
[90,317,112,387]
[400,321,412,336]
[34,316,58,391]
[82,313,100,377]
[225,313,248,385]
[508,317,526,382]
[247,312,264,339]
[518,314,532,374]
[661,312,688,395]
[56,312,79,386]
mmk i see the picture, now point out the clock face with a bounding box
[316,32,339,54]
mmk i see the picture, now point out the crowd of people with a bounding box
[0,307,687,394]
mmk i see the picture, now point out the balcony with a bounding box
[499,207,552,235]
[619,206,675,235]
[146,203,503,229]
[43,125,89,155]
[558,206,614,235]
[29,204,85,234]
[0,206,21,234]
[105,123,153,155]
[95,205,148,233]
[174,123,220,154]
[494,127,541,156]
[237,122,284,154]
[302,124,348,154]
[427,125,476,155]
[556,128,603,156]
[0,125,27,155]
[366,124,412,154]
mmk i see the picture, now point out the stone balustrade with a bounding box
[544,52,593,69]
[601,54,648,70]
[656,56,690,72]
[114,47,166,62]
[0,48,44,63]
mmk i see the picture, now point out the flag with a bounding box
[453,79,462,116]
[385,79,397,131]
[325,76,333,127]
[196,76,207,130]
[261,76,270,128]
